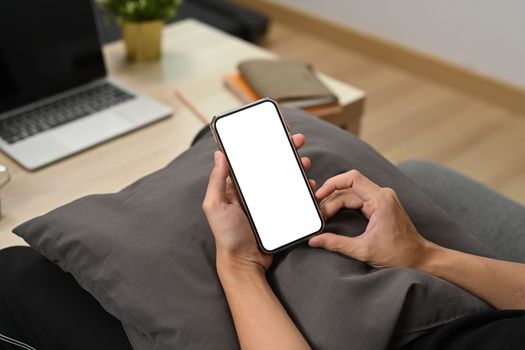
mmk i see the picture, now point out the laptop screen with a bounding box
[0,0,106,114]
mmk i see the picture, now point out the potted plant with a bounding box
[97,0,182,62]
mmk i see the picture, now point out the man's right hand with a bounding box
[309,170,434,269]
[309,170,525,310]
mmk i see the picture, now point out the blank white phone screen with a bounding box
[215,101,322,251]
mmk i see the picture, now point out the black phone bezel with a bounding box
[210,98,325,254]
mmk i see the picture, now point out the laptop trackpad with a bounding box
[53,111,132,149]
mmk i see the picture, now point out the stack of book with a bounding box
[224,59,341,117]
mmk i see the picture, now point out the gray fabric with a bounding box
[398,160,525,263]
[14,108,493,350]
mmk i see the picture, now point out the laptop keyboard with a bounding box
[0,83,135,144]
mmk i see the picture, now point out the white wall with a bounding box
[272,0,525,89]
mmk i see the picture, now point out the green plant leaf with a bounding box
[96,0,182,22]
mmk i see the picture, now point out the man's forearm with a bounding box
[419,242,525,309]
[217,258,310,350]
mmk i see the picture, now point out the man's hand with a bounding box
[203,133,312,273]
[309,170,525,310]
[308,170,433,269]
[204,132,313,350]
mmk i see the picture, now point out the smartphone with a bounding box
[211,98,324,253]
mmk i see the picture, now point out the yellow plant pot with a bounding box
[121,20,163,62]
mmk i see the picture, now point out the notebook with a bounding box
[224,73,342,118]
[238,59,338,109]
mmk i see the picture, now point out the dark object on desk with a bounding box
[94,0,269,44]
[14,108,492,350]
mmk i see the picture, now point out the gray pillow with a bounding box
[14,108,493,350]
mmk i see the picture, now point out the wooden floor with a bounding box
[263,21,525,205]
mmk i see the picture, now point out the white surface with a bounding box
[273,0,525,88]
[214,100,323,251]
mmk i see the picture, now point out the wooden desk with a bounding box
[0,19,365,249]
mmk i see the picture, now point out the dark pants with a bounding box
[0,246,132,350]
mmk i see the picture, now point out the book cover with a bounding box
[224,73,342,118]
[238,59,338,109]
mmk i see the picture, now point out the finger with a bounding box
[316,170,381,201]
[292,133,305,149]
[320,191,363,218]
[308,233,362,259]
[301,156,311,170]
[225,176,239,200]
[309,179,317,191]
[204,151,229,205]
[320,189,363,207]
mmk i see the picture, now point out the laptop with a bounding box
[0,0,172,170]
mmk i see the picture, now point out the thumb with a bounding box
[205,151,229,202]
[308,233,362,259]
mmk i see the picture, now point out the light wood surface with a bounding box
[262,20,525,206]
[0,19,365,249]
[234,0,525,116]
